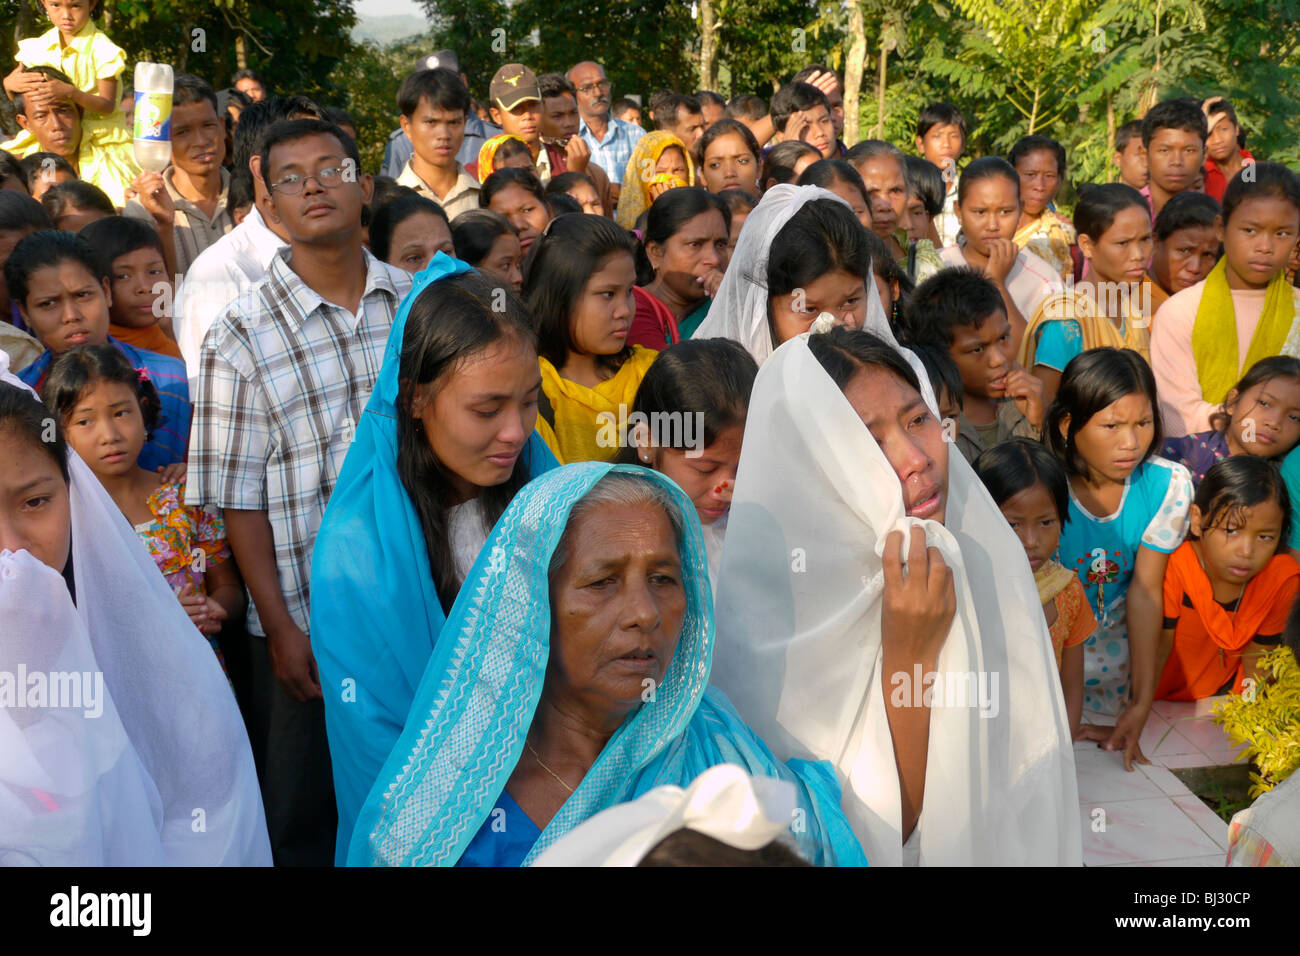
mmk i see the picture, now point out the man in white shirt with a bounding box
[174,96,325,390]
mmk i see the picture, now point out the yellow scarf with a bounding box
[1034,559,1076,605]
[1192,256,1298,407]
[1018,280,1152,369]
[538,346,658,463]
[614,131,694,229]
[476,135,528,183]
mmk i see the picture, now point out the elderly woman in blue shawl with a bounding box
[347,461,867,866]
[312,254,558,863]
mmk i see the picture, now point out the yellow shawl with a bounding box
[1034,559,1076,605]
[1019,279,1153,370]
[1192,257,1298,406]
[1013,210,1076,283]
[476,135,528,183]
[615,131,694,229]
[538,346,659,463]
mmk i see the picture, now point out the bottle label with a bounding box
[134,91,172,142]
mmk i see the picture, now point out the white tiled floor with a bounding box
[1077,697,1241,866]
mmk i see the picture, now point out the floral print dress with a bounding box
[132,480,231,667]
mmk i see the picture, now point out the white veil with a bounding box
[532,764,799,867]
[709,305,1081,865]
[692,184,891,364]
[0,354,271,866]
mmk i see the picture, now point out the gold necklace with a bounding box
[525,740,575,794]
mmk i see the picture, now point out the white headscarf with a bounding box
[708,311,1081,866]
[0,353,271,866]
[692,183,890,364]
[532,764,799,866]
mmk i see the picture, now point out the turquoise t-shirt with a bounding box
[1282,446,1300,550]
[1033,320,1084,372]
[1058,456,1194,615]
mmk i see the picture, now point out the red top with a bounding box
[629,285,679,351]
[1203,149,1256,202]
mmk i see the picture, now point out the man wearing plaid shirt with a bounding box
[567,61,645,196]
[187,118,412,865]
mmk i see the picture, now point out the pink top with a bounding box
[1150,280,1300,437]
[939,243,1063,323]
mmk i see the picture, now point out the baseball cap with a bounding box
[490,64,542,111]
[416,50,460,73]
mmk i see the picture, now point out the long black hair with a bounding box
[973,437,1070,525]
[806,326,921,395]
[766,198,870,347]
[957,156,1019,205]
[368,192,450,264]
[395,271,537,611]
[1192,456,1291,547]
[1074,183,1149,242]
[0,380,68,483]
[1212,355,1300,439]
[449,208,516,268]
[1046,347,1162,479]
[619,338,757,463]
[523,213,637,372]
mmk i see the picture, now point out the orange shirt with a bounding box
[1157,540,1300,700]
[1049,575,1095,670]
[109,323,184,362]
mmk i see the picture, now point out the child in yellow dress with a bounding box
[2,0,138,205]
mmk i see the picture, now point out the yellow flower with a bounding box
[1213,647,1300,798]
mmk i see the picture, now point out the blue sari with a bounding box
[347,460,867,867]
[311,253,558,864]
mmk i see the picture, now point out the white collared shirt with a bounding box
[174,206,287,391]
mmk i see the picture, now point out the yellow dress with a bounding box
[1,21,140,207]
[538,346,658,463]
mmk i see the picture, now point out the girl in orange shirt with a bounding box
[1156,456,1300,699]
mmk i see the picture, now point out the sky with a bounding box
[352,0,429,17]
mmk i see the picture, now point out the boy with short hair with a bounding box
[903,267,1044,464]
[770,82,836,160]
[914,102,967,246]
[396,67,480,218]
[78,215,182,360]
[1141,98,1207,219]
[1113,119,1148,190]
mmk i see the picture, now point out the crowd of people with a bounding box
[2,0,1299,867]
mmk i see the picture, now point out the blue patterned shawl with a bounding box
[311,252,558,863]
[346,460,867,866]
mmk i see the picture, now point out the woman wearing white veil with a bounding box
[0,354,270,866]
[708,220,1081,863]
[693,183,891,362]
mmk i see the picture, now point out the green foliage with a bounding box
[3,0,1297,190]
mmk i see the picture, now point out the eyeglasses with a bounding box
[576,80,611,96]
[271,165,348,196]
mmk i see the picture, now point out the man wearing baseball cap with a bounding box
[485,63,560,183]
[381,50,502,178]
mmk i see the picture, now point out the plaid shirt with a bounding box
[578,115,645,185]
[185,247,411,636]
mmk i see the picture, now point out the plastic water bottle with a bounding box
[133,62,174,172]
